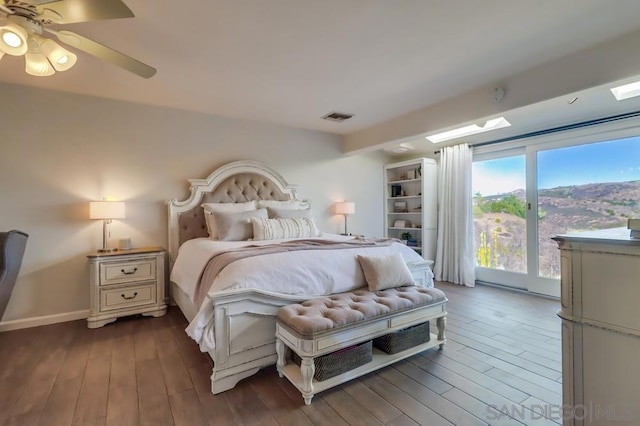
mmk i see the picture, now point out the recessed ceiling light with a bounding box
[610,80,640,101]
[425,117,511,143]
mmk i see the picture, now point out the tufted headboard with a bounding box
[167,160,303,263]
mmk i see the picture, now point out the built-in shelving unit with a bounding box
[384,158,437,262]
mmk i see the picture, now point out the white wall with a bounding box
[0,83,387,324]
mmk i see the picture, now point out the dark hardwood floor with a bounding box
[0,282,561,425]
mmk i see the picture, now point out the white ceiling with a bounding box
[2,0,640,144]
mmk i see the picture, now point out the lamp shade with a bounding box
[25,51,55,76]
[90,201,126,220]
[38,38,77,71]
[335,201,355,215]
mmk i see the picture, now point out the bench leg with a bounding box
[275,338,286,378]
[300,357,315,405]
[437,316,446,350]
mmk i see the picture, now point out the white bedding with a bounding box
[170,233,428,351]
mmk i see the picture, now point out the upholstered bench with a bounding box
[275,286,447,404]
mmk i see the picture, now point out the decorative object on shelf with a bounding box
[394,220,409,228]
[394,201,407,212]
[118,237,132,250]
[391,184,402,197]
[89,200,125,253]
[334,201,355,235]
[400,232,412,241]
[406,170,416,180]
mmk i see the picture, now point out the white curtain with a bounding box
[434,143,475,287]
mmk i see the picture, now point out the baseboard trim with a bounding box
[0,309,89,332]
[475,280,560,301]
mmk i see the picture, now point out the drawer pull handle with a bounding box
[121,292,138,300]
[121,267,138,275]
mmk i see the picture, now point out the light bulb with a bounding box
[0,23,28,55]
[2,31,21,47]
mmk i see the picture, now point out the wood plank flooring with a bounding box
[0,282,562,425]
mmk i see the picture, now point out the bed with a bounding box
[167,160,434,394]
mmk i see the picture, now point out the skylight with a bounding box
[610,81,640,101]
[425,117,511,143]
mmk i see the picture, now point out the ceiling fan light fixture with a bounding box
[39,37,76,71]
[25,51,55,76]
[0,22,28,55]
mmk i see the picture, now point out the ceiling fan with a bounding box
[0,0,155,78]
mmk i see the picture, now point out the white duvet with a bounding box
[170,233,428,351]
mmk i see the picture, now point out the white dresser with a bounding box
[553,228,639,425]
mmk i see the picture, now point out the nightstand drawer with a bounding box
[100,258,156,285]
[100,283,156,311]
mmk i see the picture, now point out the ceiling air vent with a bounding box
[322,111,354,122]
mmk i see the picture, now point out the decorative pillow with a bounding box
[267,207,313,219]
[356,253,416,291]
[256,199,309,210]
[251,217,320,240]
[212,208,268,241]
[201,201,257,239]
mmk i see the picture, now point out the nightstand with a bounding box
[87,246,167,329]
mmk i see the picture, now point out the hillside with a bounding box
[474,180,640,278]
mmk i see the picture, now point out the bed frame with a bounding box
[167,160,433,394]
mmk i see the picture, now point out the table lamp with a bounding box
[335,201,355,235]
[90,201,125,252]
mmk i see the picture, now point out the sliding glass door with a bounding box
[472,132,640,297]
[472,150,535,292]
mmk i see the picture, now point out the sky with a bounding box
[473,135,640,196]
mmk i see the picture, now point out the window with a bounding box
[472,119,640,296]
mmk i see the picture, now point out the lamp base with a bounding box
[97,248,118,253]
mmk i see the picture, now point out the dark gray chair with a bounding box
[0,230,28,320]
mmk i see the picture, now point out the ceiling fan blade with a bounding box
[52,29,156,78]
[0,2,13,15]
[35,0,134,24]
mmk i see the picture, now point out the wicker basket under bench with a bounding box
[275,286,447,405]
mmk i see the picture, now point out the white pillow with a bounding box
[213,208,268,241]
[267,207,313,219]
[256,199,309,210]
[251,217,320,240]
[202,201,257,239]
[356,253,416,291]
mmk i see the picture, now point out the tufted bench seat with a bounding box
[275,286,447,405]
